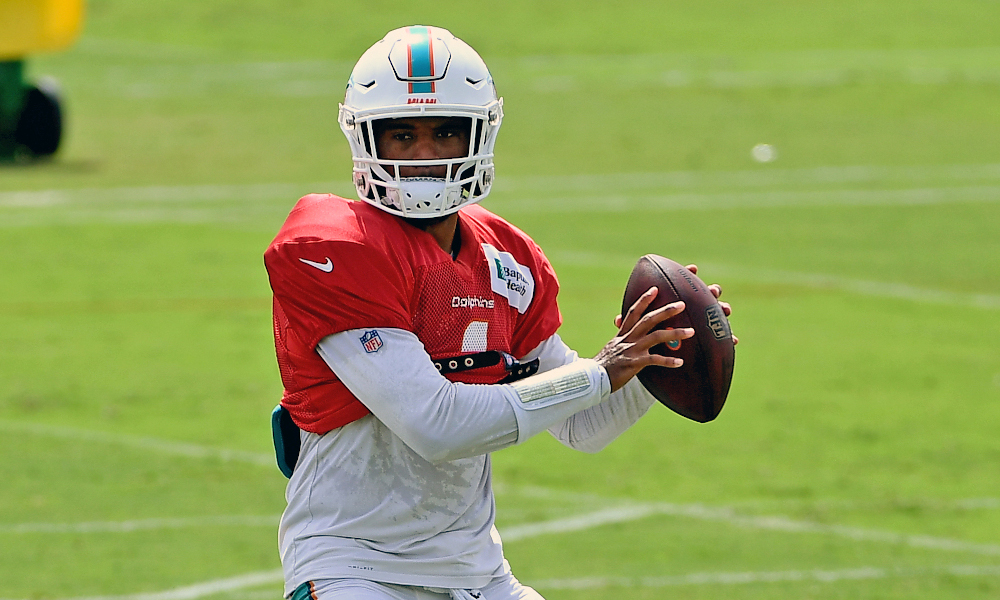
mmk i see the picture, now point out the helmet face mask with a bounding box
[339,26,503,218]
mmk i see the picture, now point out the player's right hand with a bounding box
[593,287,694,393]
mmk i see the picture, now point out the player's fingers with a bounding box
[636,326,694,353]
[685,264,698,275]
[628,300,685,338]
[708,283,722,298]
[733,335,739,346]
[645,354,685,369]
[619,287,658,332]
[719,301,732,316]
[614,314,623,329]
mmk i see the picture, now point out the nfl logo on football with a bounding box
[360,330,383,353]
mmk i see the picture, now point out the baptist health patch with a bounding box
[481,243,535,314]
[360,330,383,353]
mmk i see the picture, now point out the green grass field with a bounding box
[2,1,999,598]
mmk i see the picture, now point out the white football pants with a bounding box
[300,573,544,600]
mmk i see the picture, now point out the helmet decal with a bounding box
[407,26,435,93]
[387,26,452,95]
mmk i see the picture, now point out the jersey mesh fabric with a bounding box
[412,259,516,384]
[265,196,562,433]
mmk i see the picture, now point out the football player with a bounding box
[264,26,730,600]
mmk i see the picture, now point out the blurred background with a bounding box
[1,1,998,599]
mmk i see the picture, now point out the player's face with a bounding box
[374,117,471,178]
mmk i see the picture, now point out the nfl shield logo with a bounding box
[360,330,383,353]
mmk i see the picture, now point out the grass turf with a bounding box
[1,1,999,598]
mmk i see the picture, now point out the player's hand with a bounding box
[595,287,694,392]
[685,264,738,346]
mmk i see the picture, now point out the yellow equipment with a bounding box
[0,0,84,59]
[0,0,84,160]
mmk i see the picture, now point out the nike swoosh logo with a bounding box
[299,257,333,273]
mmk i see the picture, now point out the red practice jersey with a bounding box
[264,195,562,434]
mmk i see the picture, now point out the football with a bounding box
[621,255,735,422]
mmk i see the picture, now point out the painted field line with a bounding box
[494,184,1000,212]
[87,62,1000,98]
[3,184,996,225]
[531,564,1000,590]
[67,43,1000,97]
[4,184,998,227]
[0,420,273,467]
[499,47,1000,76]
[0,182,345,208]
[501,504,667,541]
[0,515,279,534]
[549,251,1000,310]
[72,40,1000,72]
[706,263,1000,310]
[730,496,1000,512]
[500,502,1000,557]
[9,495,999,537]
[214,591,277,600]
[6,563,1000,600]
[7,499,997,600]
[5,163,1000,208]
[33,570,285,600]
[494,163,1000,193]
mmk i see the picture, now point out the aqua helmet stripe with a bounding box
[406,26,435,93]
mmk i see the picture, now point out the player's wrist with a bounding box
[504,359,610,443]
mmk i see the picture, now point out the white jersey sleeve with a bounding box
[521,333,659,453]
[315,328,610,463]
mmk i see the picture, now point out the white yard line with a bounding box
[0,182,344,208]
[45,570,284,600]
[531,564,1000,590]
[547,251,1000,310]
[3,182,998,226]
[4,495,1000,599]
[500,501,1000,556]
[2,165,999,228]
[729,496,1000,512]
[501,505,671,541]
[2,184,997,226]
[64,41,1000,97]
[705,263,1000,310]
[5,563,1000,600]
[7,499,999,599]
[493,184,1000,212]
[6,163,1000,208]
[8,495,998,537]
[0,420,274,467]
[74,39,1000,70]
[8,564,1000,600]
[494,163,1000,192]
[0,515,278,534]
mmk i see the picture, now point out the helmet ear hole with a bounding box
[478,169,493,195]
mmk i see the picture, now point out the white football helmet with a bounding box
[338,26,503,218]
